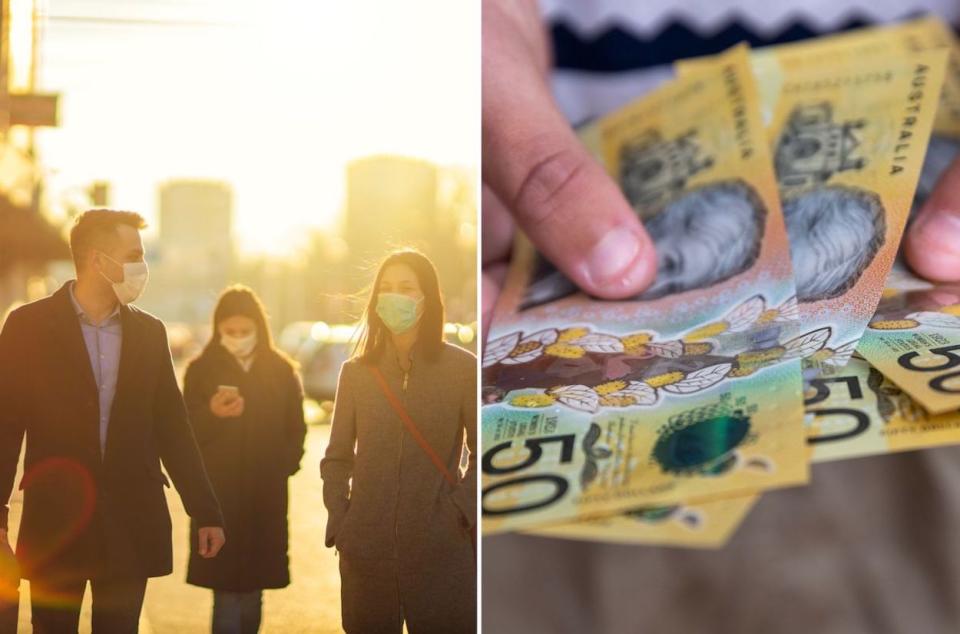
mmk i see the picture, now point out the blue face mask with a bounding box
[376,293,422,334]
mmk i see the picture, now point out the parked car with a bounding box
[278,320,477,403]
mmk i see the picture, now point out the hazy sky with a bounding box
[35,0,479,254]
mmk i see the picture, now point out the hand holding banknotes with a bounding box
[482,9,960,633]
[482,0,657,333]
[482,8,960,539]
[482,0,960,336]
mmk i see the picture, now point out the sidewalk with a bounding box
[11,425,342,633]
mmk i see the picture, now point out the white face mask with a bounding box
[221,332,258,359]
[99,252,149,305]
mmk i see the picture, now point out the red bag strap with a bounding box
[368,366,458,487]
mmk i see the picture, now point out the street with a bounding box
[10,425,344,633]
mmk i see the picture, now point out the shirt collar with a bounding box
[69,280,121,327]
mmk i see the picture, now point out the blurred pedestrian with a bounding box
[184,286,307,634]
[321,249,476,634]
[0,209,225,632]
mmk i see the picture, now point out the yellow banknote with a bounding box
[806,354,960,461]
[525,494,759,549]
[676,16,960,137]
[857,265,960,414]
[772,52,946,374]
[678,45,947,371]
[482,46,810,535]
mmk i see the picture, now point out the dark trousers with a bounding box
[212,589,262,634]
[30,576,147,633]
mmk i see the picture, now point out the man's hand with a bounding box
[198,526,225,558]
[904,157,960,281]
[482,0,657,324]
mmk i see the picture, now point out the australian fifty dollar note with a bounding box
[521,351,960,548]
[481,46,818,534]
[770,52,946,375]
[681,41,947,371]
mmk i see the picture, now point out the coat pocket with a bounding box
[331,504,352,550]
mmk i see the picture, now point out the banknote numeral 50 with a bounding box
[804,375,870,444]
[806,408,871,444]
[481,434,575,516]
[804,376,863,407]
[898,344,960,394]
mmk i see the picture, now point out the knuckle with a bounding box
[511,146,588,228]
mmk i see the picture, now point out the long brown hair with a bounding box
[353,249,445,364]
[204,285,294,367]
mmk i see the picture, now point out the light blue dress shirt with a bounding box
[69,282,123,457]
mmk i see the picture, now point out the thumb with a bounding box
[904,156,960,282]
[482,264,508,343]
[482,10,656,300]
[198,530,209,557]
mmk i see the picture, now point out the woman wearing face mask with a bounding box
[183,285,307,633]
[321,248,477,634]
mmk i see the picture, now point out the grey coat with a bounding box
[320,340,476,573]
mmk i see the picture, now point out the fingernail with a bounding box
[914,208,960,252]
[909,208,960,279]
[584,226,642,288]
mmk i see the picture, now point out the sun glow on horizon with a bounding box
[35,0,479,257]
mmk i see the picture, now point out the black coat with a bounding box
[183,345,306,591]
[0,283,223,581]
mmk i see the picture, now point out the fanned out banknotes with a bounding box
[482,17,960,547]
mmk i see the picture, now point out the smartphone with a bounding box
[217,385,240,400]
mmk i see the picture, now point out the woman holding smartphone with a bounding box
[184,285,307,633]
[321,248,477,634]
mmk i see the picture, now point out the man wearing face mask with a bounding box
[0,209,225,632]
